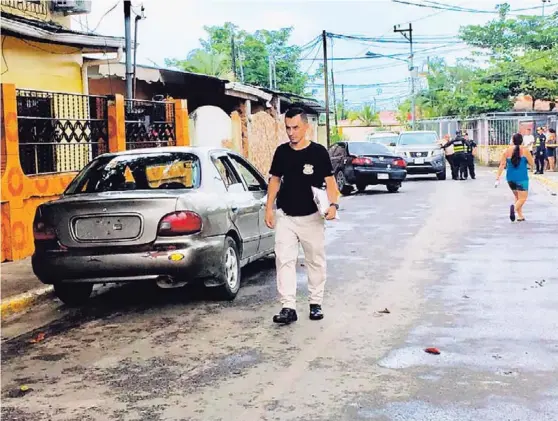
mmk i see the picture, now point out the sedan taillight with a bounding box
[393,158,407,168]
[33,220,57,241]
[158,211,202,236]
[352,157,373,166]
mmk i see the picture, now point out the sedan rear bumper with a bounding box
[347,167,407,185]
[32,235,225,284]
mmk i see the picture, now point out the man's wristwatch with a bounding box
[329,203,339,210]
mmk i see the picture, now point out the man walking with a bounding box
[265,107,339,324]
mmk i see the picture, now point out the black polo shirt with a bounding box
[270,141,334,216]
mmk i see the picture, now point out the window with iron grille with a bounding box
[16,89,109,175]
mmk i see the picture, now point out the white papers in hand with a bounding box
[312,187,339,220]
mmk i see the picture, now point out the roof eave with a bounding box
[1,17,124,51]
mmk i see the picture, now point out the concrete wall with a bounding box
[188,105,242,154]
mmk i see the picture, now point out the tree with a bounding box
[459,7,558,60]
[165,23,320,95]
[347,104,380,126]
[165,50,235,80]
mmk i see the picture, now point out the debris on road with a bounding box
[7,385,33,398]
[462,295,470,299]
[424,347,441,355]
[29,332,45,344]
[378,308,391,314]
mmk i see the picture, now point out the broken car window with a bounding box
[64,152,201,194]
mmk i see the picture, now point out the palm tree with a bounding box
[347,104,380,126]
[170,50,235,80]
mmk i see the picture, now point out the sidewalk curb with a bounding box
[533,174,558,194]
[1,286,54,320]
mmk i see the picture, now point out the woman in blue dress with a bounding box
[495,133,535,222]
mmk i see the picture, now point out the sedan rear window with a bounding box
[64,152,201,195]
[348,142,392,156]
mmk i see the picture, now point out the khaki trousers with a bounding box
[275,209,326,310]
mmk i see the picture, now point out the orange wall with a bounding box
[1,84,188,262]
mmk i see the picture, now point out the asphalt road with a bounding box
[2,168,558,421]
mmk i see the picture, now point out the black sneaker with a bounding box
[309,304,324,320]
[273,308,298,324]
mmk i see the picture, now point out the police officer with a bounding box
[442,131,467,180]
[534,127,547,174]
[463,133,477,180]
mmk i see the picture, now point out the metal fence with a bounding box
[124,99,175,150]
[417,113,558,147]
[16,89,109,175]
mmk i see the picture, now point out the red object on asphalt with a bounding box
[424,347,440,355]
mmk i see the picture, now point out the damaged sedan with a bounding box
[32,147,274,305]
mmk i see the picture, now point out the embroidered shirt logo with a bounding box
[302,164,314,175]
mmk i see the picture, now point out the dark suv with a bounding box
[329,141,407,194]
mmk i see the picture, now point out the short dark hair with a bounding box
[285,107,308,123]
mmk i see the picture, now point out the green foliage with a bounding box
[347,104,380,126]
[401,9,558,119]
[459,8,558,59]
[165,22,320,95]
[165,50,235,80]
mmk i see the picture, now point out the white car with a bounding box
[394,131,447,180]
[366,132,399,153]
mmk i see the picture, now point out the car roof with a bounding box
[399,131,437,134]
[368,132,398,137]
[97,146,232,158]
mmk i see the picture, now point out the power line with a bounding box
[392,0,550,14]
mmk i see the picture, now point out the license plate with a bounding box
[414,158,425,164]
[378,173,389,180]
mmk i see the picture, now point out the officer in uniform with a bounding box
[534,126,547,174]
[442,131,467,180]
[463,133,477,180]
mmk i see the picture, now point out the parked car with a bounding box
[329,141,407,194]
[366,132,399,153]
[394,130,446,180]
[31,147,274,305]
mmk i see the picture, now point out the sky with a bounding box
[74,0,556,111]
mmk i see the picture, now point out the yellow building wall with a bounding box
[0,36,84,93]
[0,0,72,27]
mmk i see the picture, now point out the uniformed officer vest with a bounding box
[453,138,466,154]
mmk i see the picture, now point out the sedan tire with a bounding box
[356,183,367,193]
[216,236,241,301]
[386,183,401,193]
[336,170,353,196]
[53,283,93,306]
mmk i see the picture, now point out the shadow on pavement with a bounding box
[1,256,276,361]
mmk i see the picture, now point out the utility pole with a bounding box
[124,0,133,99]
[268,54,273,89]
[331,68,338,127]
[394,23,415,129]
[330,38,338,127]
[542,0,550,16]
[272,59,277,90]
[238,52,245,83]
[341,84,345,120]
[322,30,331,147]
[132,4,145,99]
[231,35,237,79]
